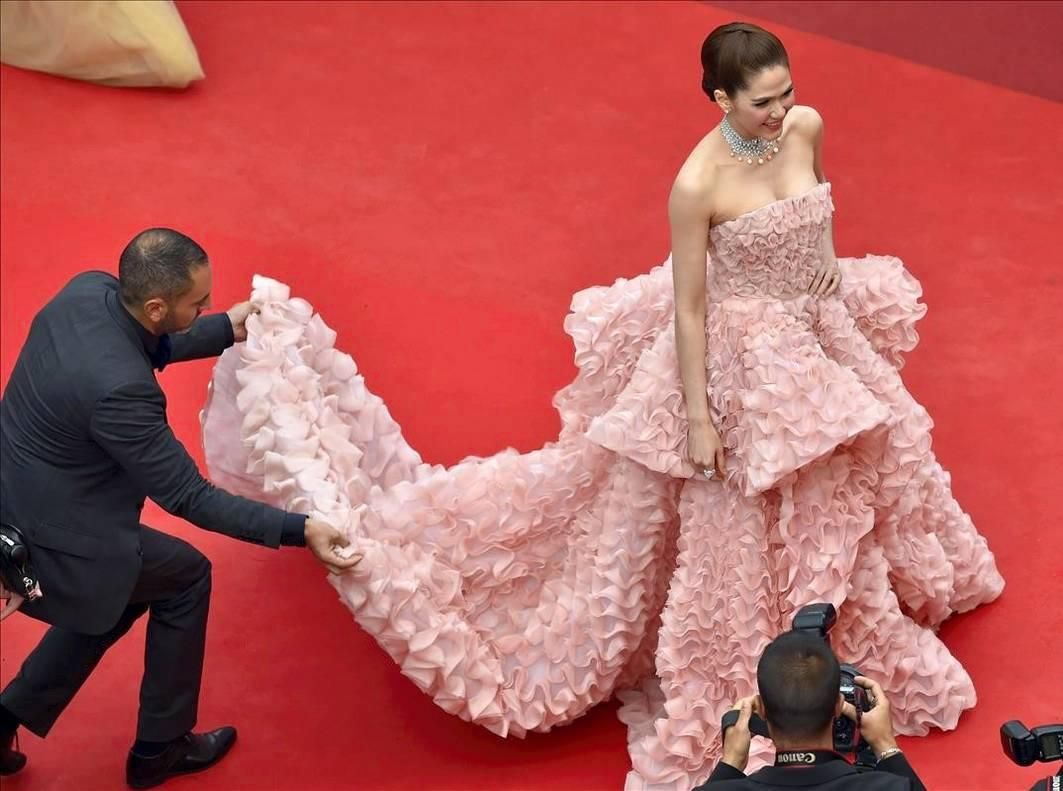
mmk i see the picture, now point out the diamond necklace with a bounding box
[721,115,781,165]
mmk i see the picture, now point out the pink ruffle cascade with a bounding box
[201,185,1003,790]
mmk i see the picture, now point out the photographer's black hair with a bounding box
[757,630,841,741]
[118,228,208,307]
[701,22,789,101]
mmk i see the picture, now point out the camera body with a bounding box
[0,522,43,601]
[793,603,870,753]
[833,663,867,753]
[1001,720,1063,766]
[720,603,872,758]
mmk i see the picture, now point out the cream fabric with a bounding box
[0,0,203,88]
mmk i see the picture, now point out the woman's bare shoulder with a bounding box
[670,135,722,217]
[786,105,824,138]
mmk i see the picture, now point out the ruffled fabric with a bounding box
[200,183,1003,790]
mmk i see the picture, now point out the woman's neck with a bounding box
[725,114,762,141]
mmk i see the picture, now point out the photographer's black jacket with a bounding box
[0,271,305,634]
[694,752,926,790]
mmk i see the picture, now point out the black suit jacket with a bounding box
[0,271,304,634]
[694,753,925,790]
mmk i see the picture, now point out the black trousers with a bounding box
[0,526,212,742]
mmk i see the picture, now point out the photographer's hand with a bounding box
[843,676,899,759]
[722,696,756,772]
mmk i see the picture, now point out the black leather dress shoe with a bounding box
[126,727,237,789]
[0,728,27,776]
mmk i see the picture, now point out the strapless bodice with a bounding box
[708,182,833,300]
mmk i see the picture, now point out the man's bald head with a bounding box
[118,228,208,307]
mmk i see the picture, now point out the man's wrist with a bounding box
[221,312,236,346]
[280,513,308,547]
[721,751,748,772]
[875,746,902,762]
[869,739,900,760]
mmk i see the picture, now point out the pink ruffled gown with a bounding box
[201,182,1003,790]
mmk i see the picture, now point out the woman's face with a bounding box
[721,64,794,140]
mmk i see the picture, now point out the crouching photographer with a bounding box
[694,628,926,790]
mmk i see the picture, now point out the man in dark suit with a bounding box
[0,228,361,788]
[694,631,926,790]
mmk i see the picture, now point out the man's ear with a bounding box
[143,297,168,325]
[753,694,764,717]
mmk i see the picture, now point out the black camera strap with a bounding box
[774,750,848,768]
[752,751,857,787]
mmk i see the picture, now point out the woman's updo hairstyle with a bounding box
[701,22,789,102]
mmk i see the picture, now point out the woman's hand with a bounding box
[688,419,725,480]
[808,256,841,297]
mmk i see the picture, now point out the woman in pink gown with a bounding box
[200,22,1003,791]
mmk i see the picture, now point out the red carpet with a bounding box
[2,2,1060,790]
[706,1,1063,102]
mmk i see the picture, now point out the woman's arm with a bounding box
[811,108,837,257]
[669,176,712,425]
[669,173,725,476]
[805,107,841,296]
[810,105,827,184]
